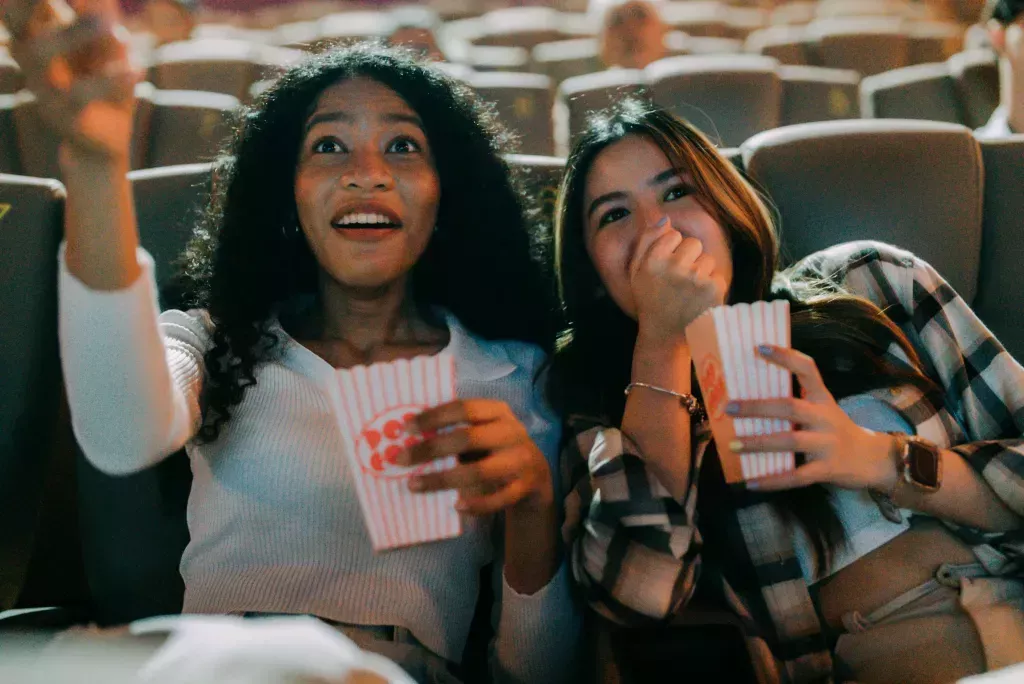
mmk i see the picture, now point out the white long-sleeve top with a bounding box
[57,246,580,683]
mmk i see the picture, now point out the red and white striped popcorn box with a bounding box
[335,352,462,551]
[686,300,794,484]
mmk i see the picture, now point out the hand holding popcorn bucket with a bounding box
[686,300,795,484]
[334,353,461,552]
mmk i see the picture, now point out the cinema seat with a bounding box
[741,120,983,301]
[143,90,238,169]
[470,71,555,156]
[532,38,602,86]
[745,25,813,65]
[780,65,860,125]
[556,69,648,154]
[0,175,68,611]
[811,19,911,76]
[949,49,1000,130]
[0,95,21,174]
[646,54,783,147]
[975,136,1024,361]
[0,48,22,94]
[860,62,964,124]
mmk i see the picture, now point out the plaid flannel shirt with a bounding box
[561,241,1024,684]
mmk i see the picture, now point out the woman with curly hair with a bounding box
[552,101,1024,682]
[5,0,579,679]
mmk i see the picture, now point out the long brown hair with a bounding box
[550,100,937,574]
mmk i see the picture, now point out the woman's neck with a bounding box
[317,274,420,349]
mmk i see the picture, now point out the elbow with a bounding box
[72,421,174,476]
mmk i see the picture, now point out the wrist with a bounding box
[866,431,901,495]
[59,143,131,177]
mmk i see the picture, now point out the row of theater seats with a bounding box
[0,83,235,179]
[0,47,997,172]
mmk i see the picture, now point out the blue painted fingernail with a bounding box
[656,216,669,228]
[746,481,761,491]
[725,401,740,415]
[758,345,773,356]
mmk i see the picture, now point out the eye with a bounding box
[597,206,629,228]
[663,184,691,202]
[312,138,345,154]
[387,136,422,154]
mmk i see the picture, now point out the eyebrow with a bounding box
[303,111,425,135]
[586,168,683,219]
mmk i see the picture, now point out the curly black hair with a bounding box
[179,44,560,443]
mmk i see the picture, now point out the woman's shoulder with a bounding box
[788,240,919,281]
[158,307,216,351]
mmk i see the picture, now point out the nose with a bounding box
[341,149,395,191]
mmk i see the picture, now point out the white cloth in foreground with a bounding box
[130,615,416,684]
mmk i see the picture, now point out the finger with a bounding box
[19,14,109,67]
[643,229,684,270]
[409,450,520,494]
[757,345,832,402]
[669,236,704,268]
[731,431,831,454]
[400,419,520,466]
[725,398,827,426]
[1,0,54,40]
[746,462,830,491]
[690,252,715,280]
[457,480,531,517]
[628,217,675,280]
[413,399,510,434]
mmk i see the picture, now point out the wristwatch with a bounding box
[889,433,943,496]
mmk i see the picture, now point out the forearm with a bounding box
[621,333,694,499]
[503,501,560,595]
[904,446,1021,532]
[62,148,141,290]
[867,432,1022,532]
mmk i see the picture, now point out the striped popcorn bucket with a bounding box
[687,300,795,484]
[335,352,462,551]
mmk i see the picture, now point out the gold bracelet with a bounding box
[625,382,706,418]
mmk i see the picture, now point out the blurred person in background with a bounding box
[142,0,196,46]
[592,0,668,70]
[978,0,1024,136]
[1,0,580,681]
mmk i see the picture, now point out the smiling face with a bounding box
[294,76,441,292]
[582,133,733,319]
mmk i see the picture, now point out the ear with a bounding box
[989,19,1007,53]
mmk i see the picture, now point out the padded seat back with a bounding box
[860,62,965,125]
[532,39,602,86]
[144,90,238,169]
[812,20,911,76]
[779,65,860,126]
[131,163,213,305]
[0,95,22,175]
[470,72,555,156]
[505,153,564,232]
[646,54,782,147]
[745,26,812,65]
[0,175,66,610]
[149,39,262,102]
[949,49,1000,130]
[741,120,983,301]
[0,48,23,94]
[975,137,1024,361]
[556,69,648,154]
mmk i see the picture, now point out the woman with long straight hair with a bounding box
[552,99,1024,683]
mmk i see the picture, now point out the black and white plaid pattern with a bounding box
[561,242,1024,683]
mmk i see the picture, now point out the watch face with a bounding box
[907,440,941,489]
